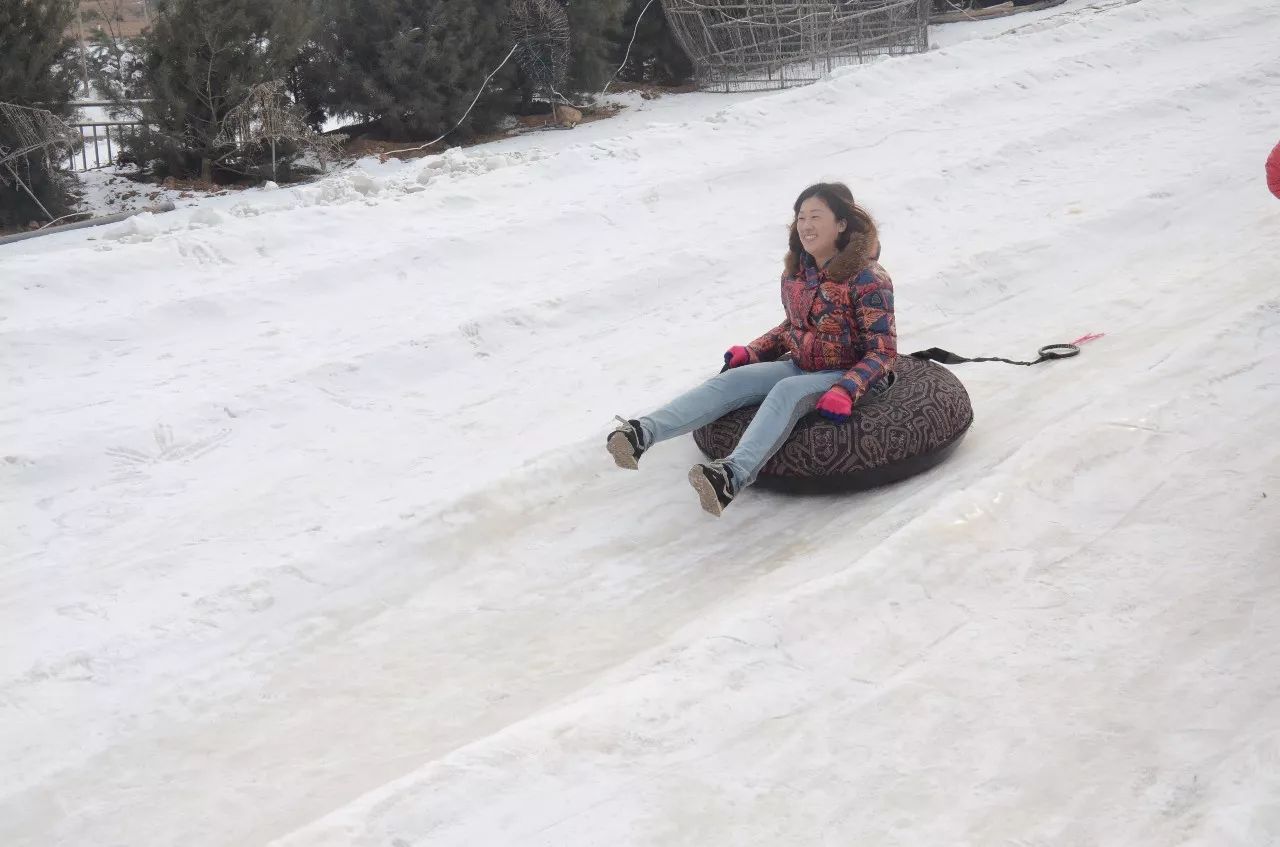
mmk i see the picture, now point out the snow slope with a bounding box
[2,1,1278,844]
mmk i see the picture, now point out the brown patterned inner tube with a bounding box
[692,357,974,492]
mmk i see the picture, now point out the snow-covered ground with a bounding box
[3,0,1279,844]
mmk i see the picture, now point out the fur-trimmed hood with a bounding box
[783,231,879,282]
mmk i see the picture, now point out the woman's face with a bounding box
[795,196,846,258]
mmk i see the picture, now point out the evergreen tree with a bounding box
[562,0,627,94]
[0,0,78,228]
[281,0,335,133]
[127,0,312,181]
[86,29,148,107]
[322,0,511,141]
[287,38,331,133]
[613,0,692,87]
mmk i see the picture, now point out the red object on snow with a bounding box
[1267,140,1280,199]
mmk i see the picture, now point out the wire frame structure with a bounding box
[509,0,572,101]
[661,0,930,91]
[215,81,344,178]
[0,101,83,221]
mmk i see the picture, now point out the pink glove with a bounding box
[723,346,752,370]
[816,386,853,422]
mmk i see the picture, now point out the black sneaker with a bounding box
[607,416,647,470]
[688,462,735,517]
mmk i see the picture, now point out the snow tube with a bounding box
[692,357,974,492]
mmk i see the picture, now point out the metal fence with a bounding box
[64,101,152,172]
[68,120,148,171]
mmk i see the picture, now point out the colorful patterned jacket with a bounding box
[745,232,897,405]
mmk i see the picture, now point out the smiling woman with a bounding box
[608,182,917,515]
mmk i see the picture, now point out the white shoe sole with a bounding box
[688,466,725,517]
[607,431,639,470]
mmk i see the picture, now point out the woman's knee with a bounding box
[714,361,793,394]
[765,374,833,406]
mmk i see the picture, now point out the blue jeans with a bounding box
[637,360,844,492]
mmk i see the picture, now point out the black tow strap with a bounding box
[721,336,1098,374]
[910,343,1082,367]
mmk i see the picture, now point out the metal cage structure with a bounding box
[661,0,931,92]
[509,0,572,102]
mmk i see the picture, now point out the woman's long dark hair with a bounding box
[788,182,878,259]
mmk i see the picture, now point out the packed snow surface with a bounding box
[2,1,1278,844]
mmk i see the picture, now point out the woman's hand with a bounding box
[723,346,752,370]
[816,386,853,422]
